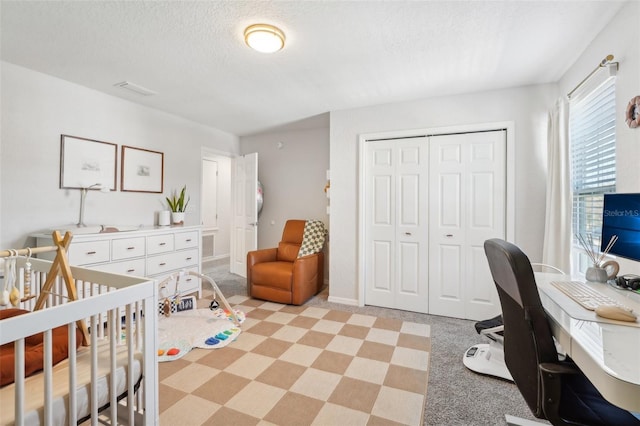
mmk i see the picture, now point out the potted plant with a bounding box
[166,185,190,224]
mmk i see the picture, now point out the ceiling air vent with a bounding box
[113,81,157,96]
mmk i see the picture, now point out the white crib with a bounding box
[0,253,158,425]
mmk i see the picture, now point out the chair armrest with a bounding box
[247,248,278,267]
[538,361,581,424]
[291,253,322,305]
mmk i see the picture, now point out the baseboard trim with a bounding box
[327,295,359,306]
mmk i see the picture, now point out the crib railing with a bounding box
[0,257,158,425]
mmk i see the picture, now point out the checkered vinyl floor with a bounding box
[159,295,431,425]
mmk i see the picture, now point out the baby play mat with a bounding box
[157,307,245,362]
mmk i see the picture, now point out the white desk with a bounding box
[535,273,640,412]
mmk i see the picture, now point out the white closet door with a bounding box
[428,131,506,320]
[364,138,429,313]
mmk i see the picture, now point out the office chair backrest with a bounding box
[483,239,559,419]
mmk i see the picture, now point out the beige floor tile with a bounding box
[356,341,395,362]
[299,306,330,318]
[323,309,353,323]
[384,364,429,394]
[225,352,276,379]
[159,394,220,426]
[290,367,343,401]
[278,342,323,366]
[230,331,267,351]
[365,328,400,346]
[344,357,389,384]
[225,381,287,419]
[297,330,334,349]
[162,362,220,393]
[312,402,371,426]
[202,406,260,426]
[258,301,287,311]
[270,324,308,342]
[158,383,188,414]
[397,333,431,351]
[226,295,250,304]
[311,318,345,334]
[371,386,424,426]
[372,317,404,331]
[400,321,431,337]
[262,310,297,324]
[326,334,364,356]
[347,313,377,327]
[196,346,249,370]
[390,346,429,371]
[182,347,209,362]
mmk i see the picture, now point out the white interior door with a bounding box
[364,138,429,313]
[202,159,218,229]
[428,131,506,320]
[230,153,258,277]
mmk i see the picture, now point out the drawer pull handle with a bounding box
[186,257,192,261]
[127,269,135,273]
[159,262,166,266]
[186,278,192,282]
[159,242,166,246]
[127,246,136,250]
[87,251,97,255]
[186,239,192,242]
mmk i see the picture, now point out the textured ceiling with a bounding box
[0,1,626,136]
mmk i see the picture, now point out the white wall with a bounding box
[329,84,557,303]
[240,125,330,249]
[1,62,239,249]
[558,1,640,275]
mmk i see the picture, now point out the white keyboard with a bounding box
[550,281,632,311]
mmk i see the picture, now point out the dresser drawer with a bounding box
[147,234,174,255]
[146,248,198,276]
[174,231,199,250]
[68,241,110,265]
[92,258,146,277]
[155,267,200,296]
[112,237,145,260]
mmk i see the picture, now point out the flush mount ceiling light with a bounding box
[244,24,285,53]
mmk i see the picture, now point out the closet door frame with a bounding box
[357,121,515,308]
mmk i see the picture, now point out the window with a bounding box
[570,77,616,268]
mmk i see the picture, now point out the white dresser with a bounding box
[34,225,202,298]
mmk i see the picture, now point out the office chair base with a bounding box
[463,342,513,381]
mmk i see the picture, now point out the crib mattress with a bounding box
[0,339,142,426]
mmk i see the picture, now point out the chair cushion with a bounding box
[251,262,294,290]
[0,308,83,387]
[277,242,301,262]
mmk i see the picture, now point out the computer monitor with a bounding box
[601,193,640,262]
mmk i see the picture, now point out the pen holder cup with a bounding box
[585,266,608,283]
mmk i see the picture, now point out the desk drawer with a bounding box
[112,237,145,260]
[175,231,199,250]
[146,248,198,275]
[69,241,110,265]
[147,234,174,255]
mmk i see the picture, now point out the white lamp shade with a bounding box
[244,24,285,53]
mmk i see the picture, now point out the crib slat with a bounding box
[127,304,135,423]
[44,329,53,425]
[109,309,118,423]
[68,322,77,426]
[14,338,25,425]
[90,315,98,426]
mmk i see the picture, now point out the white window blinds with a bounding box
[570,77,616,249]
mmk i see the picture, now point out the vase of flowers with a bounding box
[166,185,190,225]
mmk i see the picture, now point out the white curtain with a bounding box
[542,97,571,273]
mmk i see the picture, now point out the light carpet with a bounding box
[159,295,431,426]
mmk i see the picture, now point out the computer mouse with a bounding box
[595,305,638,322]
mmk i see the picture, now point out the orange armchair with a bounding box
[247,220,324,305]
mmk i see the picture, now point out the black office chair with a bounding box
[483,238,640,426]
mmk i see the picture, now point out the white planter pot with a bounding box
[171,212,185,225]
